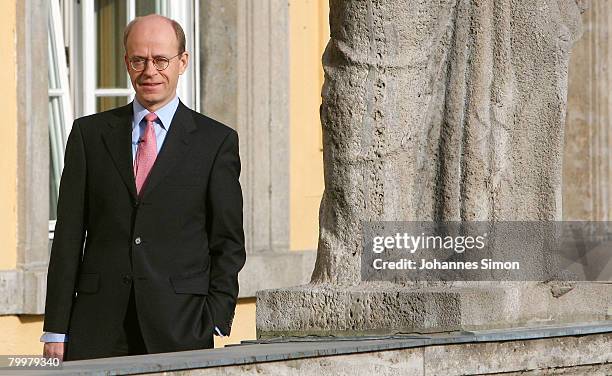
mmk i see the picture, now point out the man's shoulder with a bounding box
[186,106,234,133]
[73,104,131,130]
[184,106,237,138]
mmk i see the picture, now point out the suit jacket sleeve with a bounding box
[206,129,246,336]
[43,120,87,333]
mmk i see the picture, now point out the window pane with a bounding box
[48,0,72,221]
[136,0,162,16]
[49,96,67,220]
[96,0,128,89]
[47,23,60,90]
[97,96,129,112]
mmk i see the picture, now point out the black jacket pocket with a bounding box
[169,270,209,295]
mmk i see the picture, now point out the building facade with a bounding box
[0,0,328,353]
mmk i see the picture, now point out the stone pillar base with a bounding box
[256,282,612,338]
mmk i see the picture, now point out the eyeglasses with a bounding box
[128,52,183,72]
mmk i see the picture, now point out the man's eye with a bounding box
[154,58,169,63]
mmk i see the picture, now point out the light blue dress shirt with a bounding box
[41,97,225,343]
[131,95,178,160]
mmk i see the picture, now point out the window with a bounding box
[48,0,200,231]
[78,0,200,116]
[95,0,131,112]
[48,0,73,224]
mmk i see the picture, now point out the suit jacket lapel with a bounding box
[101,103,138,200]
[139,101,196,198]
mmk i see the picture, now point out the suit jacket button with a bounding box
[134,237,142,245]
[133,201,139,208]
[123,275,132,284]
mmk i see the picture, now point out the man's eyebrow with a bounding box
[129,55,171,60]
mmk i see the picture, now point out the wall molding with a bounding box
[12,0,50,315]
[200,0,290,255]
[0,250,315,315]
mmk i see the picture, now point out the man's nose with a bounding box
[142,59,158,76]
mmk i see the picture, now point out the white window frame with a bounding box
[49,1,73,126]
[49,0,74,238]
[79,0,200,117]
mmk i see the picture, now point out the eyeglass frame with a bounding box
[128,52,184,72]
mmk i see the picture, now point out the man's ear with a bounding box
[124,53,130,71]
[178,52,189,75]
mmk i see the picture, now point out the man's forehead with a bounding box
[126,17,178,51]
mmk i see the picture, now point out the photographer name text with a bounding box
[372,258,520,270]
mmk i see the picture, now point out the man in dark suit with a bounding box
[41,14,245,361]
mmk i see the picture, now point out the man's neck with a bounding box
[135,95,177,113]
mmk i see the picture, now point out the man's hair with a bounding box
[123,15,186,54]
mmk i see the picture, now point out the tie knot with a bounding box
[145,112,158,123]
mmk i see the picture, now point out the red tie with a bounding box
[134,113,158,195]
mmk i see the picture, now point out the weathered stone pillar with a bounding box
[563,0,612,221]
[199,1,316,298]
[257,0,612,337]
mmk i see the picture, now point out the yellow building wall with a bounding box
[215,0,331,347]
[0,0,18,270]
[217,0,330,347]
[289,0,329,251]
[0,1,40,357]
[0,315,45,355]
[214,299,256,348]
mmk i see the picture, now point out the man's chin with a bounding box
[137,94,162,105]
[135,94,175,110]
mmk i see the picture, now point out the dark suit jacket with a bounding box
[43,101,246,360]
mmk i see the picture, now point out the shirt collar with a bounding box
[132,95,180,131]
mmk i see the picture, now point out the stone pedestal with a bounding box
[257,282,612,337]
